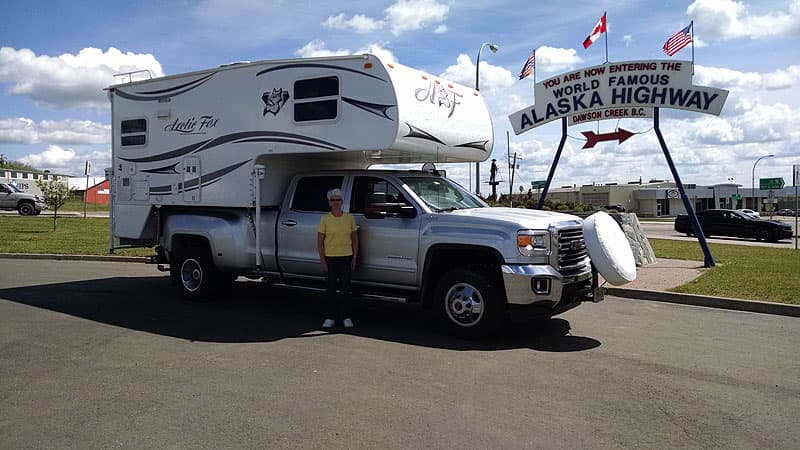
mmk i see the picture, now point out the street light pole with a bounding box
[751,154,775,210]
[474,42,498,197]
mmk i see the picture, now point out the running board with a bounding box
[272,282,408,303]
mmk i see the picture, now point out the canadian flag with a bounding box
[583,12,607,49]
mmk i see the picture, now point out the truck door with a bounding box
[350,175,421,287]
[277,175,345,277]
[0,184,12,208]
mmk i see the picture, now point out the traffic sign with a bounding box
[759,177,784,190]
[531,180,546,189]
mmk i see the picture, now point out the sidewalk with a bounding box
[607,258,800,318]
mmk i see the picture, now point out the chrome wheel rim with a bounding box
[19,204,33,215]
[444,282,484,327]
[180,258,203,292]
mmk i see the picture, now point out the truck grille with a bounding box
[555,227,589,272]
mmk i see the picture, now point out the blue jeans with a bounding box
[324,256,352,320]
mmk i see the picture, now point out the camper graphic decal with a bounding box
[455,140,490,153]
[255,64,387,82]
[262,89,290,116]
[404,123,445,145]
[114,73,215,101]
[165,115,219,134]
[149,160,250,196]
[141,162,181,175]
[120,131,345,164]
[415,81,462,118]
[342,97,394,120]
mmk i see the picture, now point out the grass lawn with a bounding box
[0,216,150,257]
[649,238,800,305]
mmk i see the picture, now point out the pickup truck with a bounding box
[0,182,48,215]
[675,208,793,243]
[156,169,624,338]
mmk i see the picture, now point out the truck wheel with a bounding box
[434,267,506,338]
[18,202,35,216]
[173,249,217,302]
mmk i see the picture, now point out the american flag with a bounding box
[663,23,693,57]
[518,51,535,80]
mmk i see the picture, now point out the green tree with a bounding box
[35,179,74,230]
[0,156,39,172]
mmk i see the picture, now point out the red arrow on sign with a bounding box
[581,128,635,149]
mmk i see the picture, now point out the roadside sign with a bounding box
[730,193,742,200]
[794,164,800,187]
[759,177,784,190]
[531,180,546,189]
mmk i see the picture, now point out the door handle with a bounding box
[281,220,297,226]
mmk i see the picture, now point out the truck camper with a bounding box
[108,54,634,337]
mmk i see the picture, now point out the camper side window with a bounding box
[121,119,147,146]
[291,176,345,212]
[294,76,339,122]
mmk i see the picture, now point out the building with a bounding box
[533,181,796,217]
[68,177,110,205]
[0,169,70,196]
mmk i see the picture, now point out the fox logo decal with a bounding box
[262,88,290,116]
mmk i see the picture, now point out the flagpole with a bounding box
[604,11,609,63]
[532,49,536,102]
[690,20,695,75]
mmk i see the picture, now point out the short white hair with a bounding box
[327,188,343,200]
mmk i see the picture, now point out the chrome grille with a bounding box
[555,227,589,272]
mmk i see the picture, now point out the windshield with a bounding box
[400,176,487,212]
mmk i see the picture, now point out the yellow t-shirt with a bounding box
[318,212,357,257]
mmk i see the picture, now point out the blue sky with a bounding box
[1,0,799,191]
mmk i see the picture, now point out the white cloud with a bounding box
[439,54,515,94]
[323,13,384,33]
[322,0,449,36]
[18,144,110,177]
[687,0,800,40]
[386,0,449,36]
[0,47,163,110]
[622,35,634,47]
[695,64,800,91]
[294,41,398,65]
[0,117,109,145]
[534,46,583,76]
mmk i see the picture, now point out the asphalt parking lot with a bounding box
[1,259,798,448]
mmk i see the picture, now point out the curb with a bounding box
[607,287,800,318]
[0,253,148,263]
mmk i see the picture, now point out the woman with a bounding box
[317,188,359,329]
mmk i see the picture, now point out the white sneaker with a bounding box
[322,319,335,329]
[343,318,354,328]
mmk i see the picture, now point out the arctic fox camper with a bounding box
[108,54,632,337]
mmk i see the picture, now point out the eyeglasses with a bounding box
[329,198,342,202]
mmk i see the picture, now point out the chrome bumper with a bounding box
[501,263,593,306]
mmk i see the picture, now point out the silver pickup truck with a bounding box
[158,169,604,337]
[0,182,48,215]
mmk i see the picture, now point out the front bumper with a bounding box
[501,263,600,320]
[35,201,48,211]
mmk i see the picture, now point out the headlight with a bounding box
[517,230,550,257]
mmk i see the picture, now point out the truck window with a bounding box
[294,76,339,122]
[121,118,147,146]
[351,176,409,214]
[291,176,345,212]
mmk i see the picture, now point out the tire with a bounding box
[755,229,768,242]
[18,202,35,216]
[434,267,506,339]
[172,247,218,302]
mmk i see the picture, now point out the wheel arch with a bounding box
[420,244,505,309]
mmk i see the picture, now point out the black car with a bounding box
[674,209,793,243]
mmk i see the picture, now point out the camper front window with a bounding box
[294,76,339,122]
[121,118,147,146]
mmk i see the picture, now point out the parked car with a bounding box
[675,209,793,242]
[0,182,48,215]
[777,209,796,216]
[737,208,760,218]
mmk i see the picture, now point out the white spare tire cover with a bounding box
[584,211,636,285]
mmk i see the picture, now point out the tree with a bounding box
[0,157,39,172]
[35,179,74,230]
